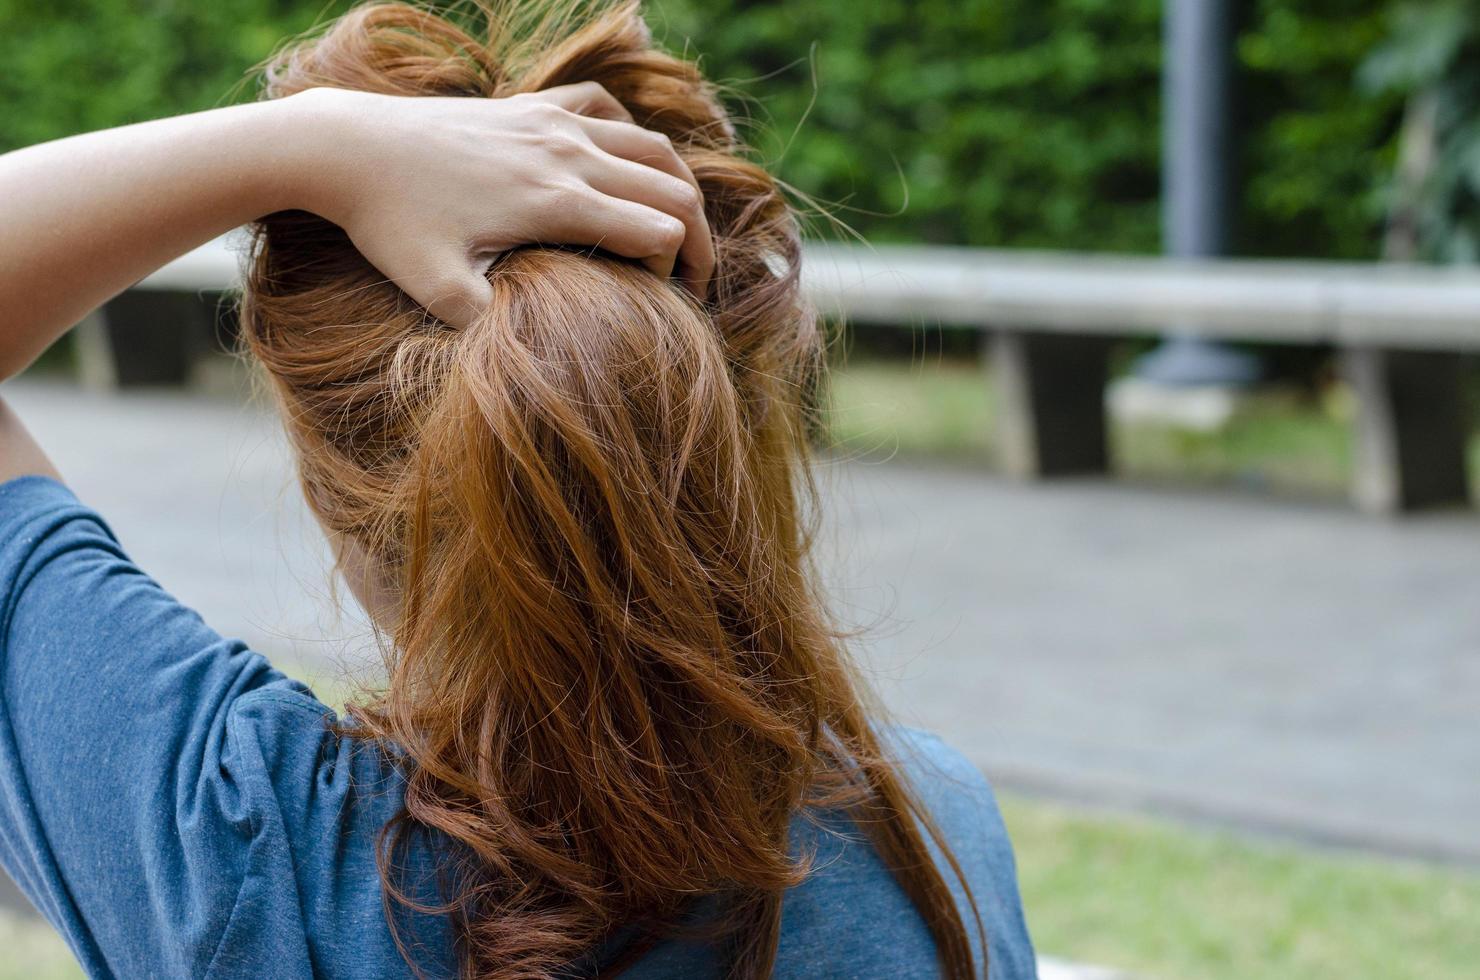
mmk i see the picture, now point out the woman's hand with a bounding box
[0,81,709,381]
[292,83,715,327]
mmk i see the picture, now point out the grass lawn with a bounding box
[6,790,1478,980]
[826,359,1480,498]
[0,911,85,980]
[1003,796,1480,980]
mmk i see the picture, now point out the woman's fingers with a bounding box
[581,155,714,293]
[549,191,687,279]
[577,115,695,190]
[576,117,714,295]
[532,81,633,123]
[524,86,713,294]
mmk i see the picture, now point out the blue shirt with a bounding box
[0,475,1035,978]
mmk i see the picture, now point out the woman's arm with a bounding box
[0,82,713,382]
[0,98,303,381]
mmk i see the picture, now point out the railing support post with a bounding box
[992,331,1112,478]
[74,292,216,390]
[1344,347,1471,513]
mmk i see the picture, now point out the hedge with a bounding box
[0,0,1410,258]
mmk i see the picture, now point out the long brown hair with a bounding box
[241,2,984,977]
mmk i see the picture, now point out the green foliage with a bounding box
[0,1,346,151]
[0,1,1418,258]
[651,0,1404,257]
[1239,1,1400,258]
[650,0,1165,251]
[1360,0,1480,262]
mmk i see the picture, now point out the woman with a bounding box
[0,2,1034,977]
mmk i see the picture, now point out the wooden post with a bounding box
[1344,347,1471,513]
[992,331,1112,478]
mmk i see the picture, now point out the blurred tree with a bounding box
[1359,0,1480,262]
[0,0,344,150]
[655,0,1402,257]
[650,0,1165,250]
[1238,1,1399,259]
[0,0,1420,259]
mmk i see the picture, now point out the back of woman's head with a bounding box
[241,3,981,977]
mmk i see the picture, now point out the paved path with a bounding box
[5,377,1479,864]
[825,458,1480,863]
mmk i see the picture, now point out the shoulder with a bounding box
[216,685,437,977]
[892,726,1039,979]
[887,726,1016,860]
[0,473,86,521]
[888,725,997,798]
[0,475,110,585]
[767,726,1037,979]
[224,684,408,836]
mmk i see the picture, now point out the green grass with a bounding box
[1111,391,1353,496]
[1003,796,1480,980]
[826,359,1480,498]
[7,791,1477,980]
[0,911,84,980]
[826,359,996,459]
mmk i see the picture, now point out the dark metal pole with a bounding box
[1165,0,1231,258]
[1137,0,1259,386]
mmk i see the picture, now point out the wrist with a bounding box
[267,88,368,225]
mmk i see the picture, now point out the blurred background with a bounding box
[2,1,1479,978]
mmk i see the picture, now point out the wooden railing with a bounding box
[91,237,1480,514]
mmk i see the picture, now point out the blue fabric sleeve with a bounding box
[0,476,322,978]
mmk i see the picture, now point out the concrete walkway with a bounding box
[824,456,1480,863]
[4,377,1478,864]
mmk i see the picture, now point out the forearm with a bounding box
[0,81,715,379]
[0,95,327,380]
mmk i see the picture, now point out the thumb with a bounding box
[403,260,494,331]
[352,232,494,330]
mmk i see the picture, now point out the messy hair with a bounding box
[241,2,983,977]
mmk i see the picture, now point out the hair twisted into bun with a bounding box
[241,3,982,977]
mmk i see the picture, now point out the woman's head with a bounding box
[242,2,980,977]
[247,0,815,620]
